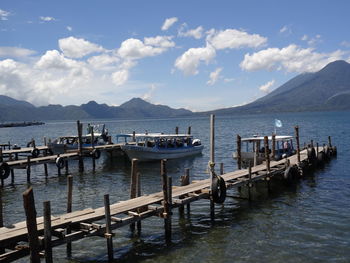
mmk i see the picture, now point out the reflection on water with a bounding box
[0,111,349,262]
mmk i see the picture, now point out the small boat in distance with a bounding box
[48,124,109,154]
[116,133,204,161]
[233,135,295,168]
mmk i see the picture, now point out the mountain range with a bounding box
[1,60,350,121]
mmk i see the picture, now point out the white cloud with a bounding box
[224,78,234,83]
[161,17,178,31]
[118,38,166,59]
[340,41,350,48]
[66,26,73,31]
[301,34,308,41]
[112,69,129,86]
[174,44,216,75]
[88,54,119,69]
[144,36,175,48]
[207,67,222,85]
[279,25,292,35]
[280,26,288,33]
[259,80,275,93]
[207,29,267,50]
[178,24,203,39]
[40,16,55,22]
[240,44,346,73]
[35,50,83,70]
[0,9,10,20]
[0,47,36,58]
[59,36,104,58]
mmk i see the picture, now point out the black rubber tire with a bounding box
[284,165,299,183]
[317,151,325,167]
[211,176,226,204]
[91,149,101,159]
[56,157,65,169]
[0,162,10,180]
[31,148,40,158]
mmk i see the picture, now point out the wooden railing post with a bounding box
[209,114,215,219]
[130,158,138,232]
[66,175,73,257]
[23,187,40,263]
[77,120,84,172]
[161,159,171,244]
[264,136,270,173]
[187,126,191,135]
[272,133,276,160]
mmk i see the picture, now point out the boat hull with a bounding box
[121,145,204,161]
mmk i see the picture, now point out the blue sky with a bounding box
[1,0,350,111]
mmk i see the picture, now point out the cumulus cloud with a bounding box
[207,29,267,50]
[118,38,168,59]
[40,16,55,22]
[178,24,203,39]
[0,47,36,58]
[240,44,345,73]
[88,54,119,69]
[161,17,178,31]
[144,36,175,48]
[0,9,10,20]
[66,26,73,31]
[59,36,104,58]
[207,68,222,85]
[174,44,216,75]
[35,50,83,70]
[259,80,275,93]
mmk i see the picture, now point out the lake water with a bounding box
[0,111,349,262]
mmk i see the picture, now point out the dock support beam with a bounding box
[179,168,190,216]
[23,187,40,263]
[77,120,84,172]
[264,136,270,173]
[272,133,276,160]
[130,159,140,233]
[66,175,73,257]
[209,114,215,220]
[294,126,301,163]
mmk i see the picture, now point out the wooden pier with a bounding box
[0,117,338,262]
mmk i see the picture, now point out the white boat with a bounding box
[233,135,295,168]
[116,133,204,161]
[48,124,109,154]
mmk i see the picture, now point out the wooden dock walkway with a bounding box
[0,144,335,262]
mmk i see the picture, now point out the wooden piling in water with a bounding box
[161,159,172,244]
[0,191,3,228]
[43,201,53,263]
[209,114,215,219]
[0,148,2,162]
[237,135,242,170]
[91,130,96,171]
[295,126,301,163]
[26,156,31,183]
[179,168,190,216]
[77,121,84,172]
[328,136,332,147]
[66,175,73,257]
[175,126,179,135]
[23,187,40,263]
[272,133,276,160]
[264,136,270,173]
[104,194,114,261]
[130,158,138,232]
[248,162,252,201]
[187,126,191,135]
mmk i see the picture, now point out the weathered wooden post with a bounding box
[0,148,2,162]
[91,130,96,171]
[10,169,14,185]
[130,158,138,232]
[161,159,171,244]
[43,142,48,177]
[328,136,332,147]
[65,160,69,175]
[132,131,136,142]
[43,200,53,263]
[77,120,84,172]
[179,168,190,216]
[175,126,179,135]
[0,191,3,228]
[104,194,114,261]
[294,126,301,163]
[23,187,40,263]
[66,175,73,257]
[237,135,242,170]
[209,114,215,219]
[248,162,252,201]
[316,142,319,154]
[27,156,31,183]
[272,133,276,160]
[187,126,191,135]
[264,136,270,173]
[220,163,224,175]
[136,171,142,234]
[311,139,314,148]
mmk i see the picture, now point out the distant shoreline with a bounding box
[0,121,45,128]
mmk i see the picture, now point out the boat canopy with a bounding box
[117,133,193,140]
[241,135,293,143]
